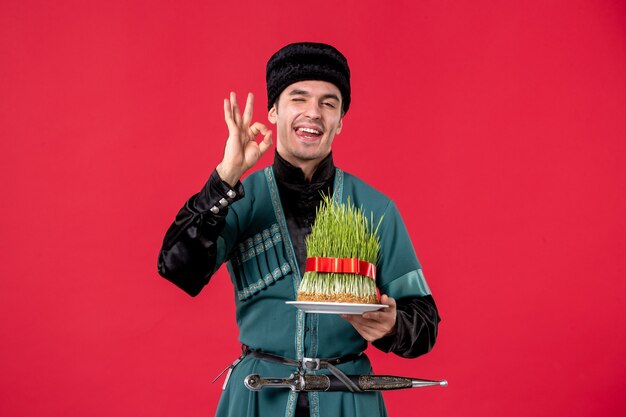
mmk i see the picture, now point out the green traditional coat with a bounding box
[214,167,432,417]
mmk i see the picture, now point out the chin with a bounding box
[292,152,319,162]
[291,145,321,159]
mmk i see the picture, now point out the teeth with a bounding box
[298,127,321,135]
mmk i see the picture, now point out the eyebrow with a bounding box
[288,89,340,102]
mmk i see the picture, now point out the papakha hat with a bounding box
[266,42,351,114]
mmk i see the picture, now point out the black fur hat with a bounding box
[266,42,351,113]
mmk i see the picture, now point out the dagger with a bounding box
[244,373,447,392]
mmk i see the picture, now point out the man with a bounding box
[158,42,440,417]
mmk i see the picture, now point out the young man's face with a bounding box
[268,80,343,169]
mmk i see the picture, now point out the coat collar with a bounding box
[272,151,336,185]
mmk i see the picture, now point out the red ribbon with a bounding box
[305,257,376,281]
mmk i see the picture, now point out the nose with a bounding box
[303,100,322,119]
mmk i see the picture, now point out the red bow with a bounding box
[305,257,376,281]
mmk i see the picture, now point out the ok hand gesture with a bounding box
[216,92,273,186]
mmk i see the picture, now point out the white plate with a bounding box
[285,301,388,315]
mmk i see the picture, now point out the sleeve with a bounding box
[157,170,244,296]
[372,294,441,358]
[372,200,441,358]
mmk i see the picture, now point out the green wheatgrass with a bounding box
[297,195,383,304]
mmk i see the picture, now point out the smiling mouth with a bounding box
[295,127,323,140]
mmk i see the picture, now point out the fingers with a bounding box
[224,92,271,163]
[341,294,397,342]
[242,93,254,128]
[230,92,242,127]
[341,315,386,342]
[249,122,271,142]
[381,294,396,307]
[249,121,269,136]
[249,122,273,155]
[259,130,273,156]
[224,98,236,132]
[362,295,396,320]
[226,92,258,139]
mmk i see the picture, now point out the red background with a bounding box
[2,0,625,416]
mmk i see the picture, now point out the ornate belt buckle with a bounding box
[301,357,321,371]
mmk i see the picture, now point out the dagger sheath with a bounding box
[245,373,447,392]
[310,374,414,391]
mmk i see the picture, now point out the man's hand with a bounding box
[216,92,273,186]
[341,294,397,342]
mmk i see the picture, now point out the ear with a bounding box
[268,106,277,125]
[335,117,343,135]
